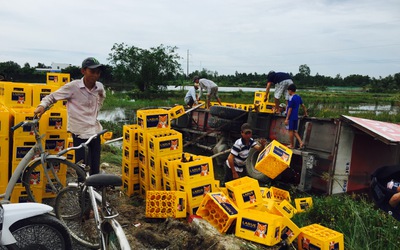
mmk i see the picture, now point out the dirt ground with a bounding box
[104,162,283,250]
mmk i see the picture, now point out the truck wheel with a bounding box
[209,106,248,120]
[208,116,243,131]
[246,148,270,182]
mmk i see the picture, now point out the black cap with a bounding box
[82,57,103,69]
[241,123,252,133]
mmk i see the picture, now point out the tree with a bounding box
[299,64,311,77]
[108,43,182,92]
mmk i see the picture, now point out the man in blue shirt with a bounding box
[285,84,308,149]
[264,71,294,113]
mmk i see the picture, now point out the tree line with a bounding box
[1,43,399,93]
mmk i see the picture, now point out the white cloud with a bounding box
[0,0,399,78]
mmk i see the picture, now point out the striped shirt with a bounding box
[226,138,257,172]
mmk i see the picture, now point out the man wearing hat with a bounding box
[34,57,106,175]
[184,82,199,108]
[224,123,267,184]
[193,76,222,109]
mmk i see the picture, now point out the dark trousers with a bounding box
[223,163,248,186]
[72,134,101,175]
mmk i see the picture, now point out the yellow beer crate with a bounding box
[123,124,139,146]
[0,82,32,108]
[139,164,149,184]
[0,160,8,194]
[149,155,162,176]
[0,137,9,164]
[177,178,215,205]
[10,108,37,137]
[139,180,149,198]
[270,199,297,219]
[39,108,67,133]
[169,105,185,120]
[122,159,139,180]
[149,173,163,191]
[31,84,60,107]
[122,176,140,197]
[122,144,139,163]
[46,73,70,87]
[137,109,170,130]
[298,224,344,250]
[265,186,291,202]
[138,148,147,166]
[196,192,239,234]
[255,140,292,179]
[295,197,313,213]
[11,185,42,203]
[42,175,67,198]
[44,132,68,155]
[225,176,263,209]
[147,129,183,157]
[161,153,182,183]
[175,155,214,184]
[163,178,176,191]
[0,105,10,136]
[145,191,187,218]
[280,216,301,243]
[235,208,283,246]
[11,137,35,163]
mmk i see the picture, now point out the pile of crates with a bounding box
[0,73,72,203]
[196,176,344,249]
[122,106,222,216]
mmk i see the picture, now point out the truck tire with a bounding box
[208,116,243,131]
[246,148,270,182]
[209,106,248,120]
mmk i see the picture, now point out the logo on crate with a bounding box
[211,193,238,216]
[45,140,65,152]
[12,92,25,103]
[241,218,268,237]
[16,147,33,159]
[40,93,50,101]
[242,191,257,204]
[191,184,211,198]
[30,171,41,185]
[273,146,289,162]
[281,226,294,240]
[157,115,168,128]
[49,117,63,129]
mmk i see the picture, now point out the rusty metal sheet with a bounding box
[341,115,400,144]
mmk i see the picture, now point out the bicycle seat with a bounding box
[85,174,122,188]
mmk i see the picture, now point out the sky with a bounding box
[1,0,399,78]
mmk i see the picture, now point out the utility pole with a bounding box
[187,49,189,77]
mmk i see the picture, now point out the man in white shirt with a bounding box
[184,82,199,108]
[34,57,106,175]
[193,76,222,108]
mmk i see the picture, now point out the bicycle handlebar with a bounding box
[11,118,39,131]
[57,129,108,156]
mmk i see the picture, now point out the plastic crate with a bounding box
[44,132,67,155]
[138,129,147,149]
[145,191,187,218]
[270,199,297,219]
[175,155,214,184]
[0,82,32,107]
[265,186,291,202]
[100,131,113,144]
[11,137,36,163]
[31,84,59,107]
[0,105,10,137]
[122,159,139,180]
[123,124,139,146]
[235,208,283,246]
[298,224,344,250]
[149,173,163,191]
[281,216,301,243]
[10,108,37,137]
[137,109,170,130]
[122,176,140,197]
[139,180,149,198]
[42,175,67,198]
[255,140,292,179]
[122,144,139,163]
[225,176,263,209]
[177,179,215,205]
[196,192,239,233]
[149,155,162,176]
[0,137,9,164]
[138,148,147,166]
[0,160,8,194]
[40,108,67,133]
[46,73,70,86]
[139,164,149,184]
[147,129,183,157]
[161,153,182,183]
[163,178,176,191]
[295,197,313,213]
[169,105,185,120]
[11,185,42,203]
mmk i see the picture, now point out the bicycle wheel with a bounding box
[55,186,100,249]
[6,214,72,250]
[23,158,86,204]
[102,219,131,250]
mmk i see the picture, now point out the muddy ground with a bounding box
[103,162,283,250]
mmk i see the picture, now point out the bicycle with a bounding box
[54,132,131,249]
[0,113,86,205]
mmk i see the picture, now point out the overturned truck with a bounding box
[172,105,400,195]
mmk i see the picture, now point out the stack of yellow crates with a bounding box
[0,74,70,203]
[122,124,140,196]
